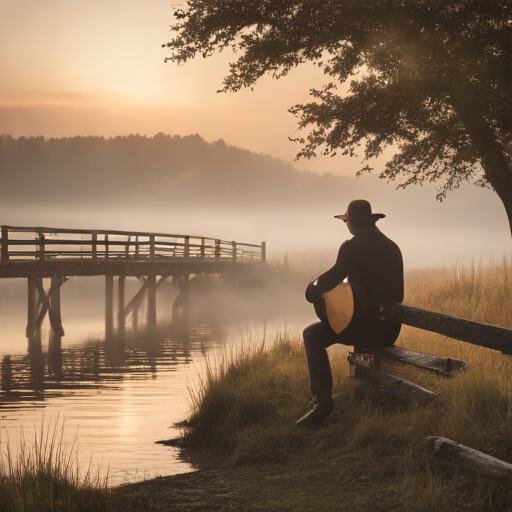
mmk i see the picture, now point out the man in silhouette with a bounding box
[297,199,404,426]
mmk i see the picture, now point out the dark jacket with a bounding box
[306,230,404,348]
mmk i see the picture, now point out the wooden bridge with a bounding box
[0,225,266,338]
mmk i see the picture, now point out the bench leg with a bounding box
[354,345,382,371]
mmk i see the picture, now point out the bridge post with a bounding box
[200,238,205,258]
[215,240,220,260]
[49,277,65,336]
[150,235,155,262]
[36,229,45,261]
[105,275,114,337]
[105,235,109,260]
[1,226,8,263]
[184,236,190,258]
[232,241,237,261]
[92,231,98,260]
[26,278,36,337]
[261,241,266,263]
[118,275,126,333]
[147,274,157,329]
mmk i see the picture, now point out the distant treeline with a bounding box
[0,134,349,211]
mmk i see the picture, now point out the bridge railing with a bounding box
[0,226,266,264]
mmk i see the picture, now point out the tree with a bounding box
[163,1,512,235]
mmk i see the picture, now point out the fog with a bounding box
[1,134,510,269]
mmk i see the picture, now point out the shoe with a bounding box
[296,400,334,427]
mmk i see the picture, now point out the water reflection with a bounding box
[0,320,226,411]
[0,318,234,484]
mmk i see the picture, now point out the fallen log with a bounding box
[426,436,512,488]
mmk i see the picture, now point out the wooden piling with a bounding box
[34,278,51,327]
[49,277,65,336]
[147,274,157,329]
[105,275,114,336]
[26,278,36,337]
[118,275,126,333]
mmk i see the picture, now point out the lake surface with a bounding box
[0,277,310,485]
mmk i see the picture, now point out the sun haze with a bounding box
[0,0,358,176]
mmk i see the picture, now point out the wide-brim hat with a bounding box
[334,199,385,222]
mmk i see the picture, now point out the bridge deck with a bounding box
[0,226,265,278]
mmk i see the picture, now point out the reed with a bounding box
[0,417,113,512]
[182,259,512,511]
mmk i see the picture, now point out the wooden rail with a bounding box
[0,226,265,276]
[379,303,512,355]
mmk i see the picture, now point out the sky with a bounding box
[1,0,511,267]
[0,0,356,176]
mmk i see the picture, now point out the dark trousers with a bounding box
[303,321,358,405]
[303,319,400,405]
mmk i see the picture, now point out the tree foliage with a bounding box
[163,0,512,233]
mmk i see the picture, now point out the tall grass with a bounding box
[0,417,113,512]
[182,259,512,511]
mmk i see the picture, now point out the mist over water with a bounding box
[0,272,311,484]
[1,134,509,269]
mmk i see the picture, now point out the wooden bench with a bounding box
[347,302,512,402]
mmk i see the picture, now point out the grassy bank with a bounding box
[174,260,512,511]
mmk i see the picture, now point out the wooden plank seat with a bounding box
[381,346,467,377]
[347,344,467,403]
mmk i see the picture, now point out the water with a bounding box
[0,277,309,485]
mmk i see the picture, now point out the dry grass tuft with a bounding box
[0,417,113,512]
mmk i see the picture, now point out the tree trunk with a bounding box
[448,90,512,238]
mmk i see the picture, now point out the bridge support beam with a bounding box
[147,274,157,330]
[172,274,190,323]
[26,278,36,337]
[118,275,126,334]
[28,277,66,337]
[105,275,114,338]
[49,277,65,336]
